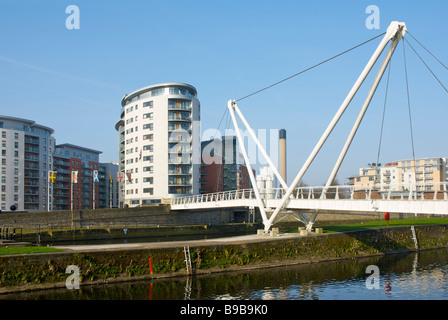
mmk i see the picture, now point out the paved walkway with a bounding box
[52,232,303,253]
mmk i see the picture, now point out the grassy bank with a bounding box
[320,217,448,232]
[0,247,64,256]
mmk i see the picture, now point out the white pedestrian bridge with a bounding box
[171,182,448,231]
[170,21,448,233]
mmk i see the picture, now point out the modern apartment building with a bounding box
[116,83,201,207]
[200,136,254,194]
[200,137,224,194]
[0,116,56,212]
[397,158,448,192]
[347,157,448,193]
[53,144,102,211]
[99,161,119,208]
[1,115,119,212]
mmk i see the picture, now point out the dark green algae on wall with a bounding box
[1,224,448,293]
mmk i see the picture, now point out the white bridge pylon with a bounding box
[227,21,408,232]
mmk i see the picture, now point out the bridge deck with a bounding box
[171,184,448,215]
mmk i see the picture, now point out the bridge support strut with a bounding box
[227,21,408,233]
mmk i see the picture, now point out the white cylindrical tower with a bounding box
[116,83,200,207]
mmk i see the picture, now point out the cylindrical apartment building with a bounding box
[115,83,200,207]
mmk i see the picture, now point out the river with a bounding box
[2,248,448,300]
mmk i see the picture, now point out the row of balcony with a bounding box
[24,146,39,153]
[24,137,39,145]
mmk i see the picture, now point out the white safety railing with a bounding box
[171,182,448,206]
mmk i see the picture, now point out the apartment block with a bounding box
[347,157,448,193]
[200,136,254,193]
[1,114,119,212]
[53,144,102,211]
[115,83,201,207]
[0,116,56,212]
[99,162,119,208]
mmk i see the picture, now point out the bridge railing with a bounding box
[171,182,448,206]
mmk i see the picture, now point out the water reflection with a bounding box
[3,248,448,300]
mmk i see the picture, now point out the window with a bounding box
[143,166,153,173]
[143,155,153,163]
[143,177,153,184]
[143,101,153,108]
[143,188,153,194]
[168,123,190,131]
[168,100,191,110]
[143,113,153,120]
[143,134,153,141]
[143,123,153,130]
[151,88,165,96]
[143,145,153,152]
[1,150,5,156]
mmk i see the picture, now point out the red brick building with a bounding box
[52,144,102,211]
[200,136,254,194]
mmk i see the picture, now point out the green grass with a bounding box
[320,217,448,233]
[0,246,65,256]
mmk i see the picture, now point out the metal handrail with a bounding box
[171,182,448,206]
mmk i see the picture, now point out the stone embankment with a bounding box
[1,224,448,294]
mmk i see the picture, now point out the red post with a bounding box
[384,212,390,226]
[148,258,154,278]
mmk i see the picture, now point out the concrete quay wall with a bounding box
[0,206,249,230]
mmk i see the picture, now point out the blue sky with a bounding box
[0,0,447,185]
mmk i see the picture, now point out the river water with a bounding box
[3,248,448,300]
